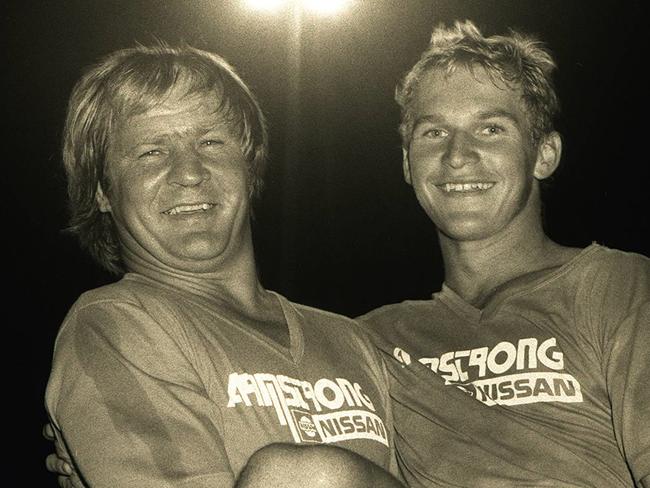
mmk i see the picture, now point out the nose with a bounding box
[167,150,210,187]
[442,131,479,169]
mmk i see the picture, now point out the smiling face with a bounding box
[97,88,253,274]
[404,65,560,243]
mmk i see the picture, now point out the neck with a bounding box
[122,242,268,314]
[439,204,569,307]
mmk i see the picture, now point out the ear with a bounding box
[533,131,562,180]
[402,147,412,185]
[95,183,112,213]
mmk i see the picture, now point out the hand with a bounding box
[43,423,85,488]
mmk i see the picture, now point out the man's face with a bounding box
[404,66,552,242]
[98,89,252,273]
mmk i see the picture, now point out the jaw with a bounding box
[436,194,544,252]
[112,199,255,275]
[422,177,542,242]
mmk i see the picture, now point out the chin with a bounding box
[178,247,227,262]
[167,238,227,262]
[437,221,499,242]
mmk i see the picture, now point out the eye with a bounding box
[423,128,448,139]
[201,139,225,147]
[481,125,504,136]
[139,149,162,158]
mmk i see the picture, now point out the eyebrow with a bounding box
[411,115,445,132]
[412,110,522,129]
[475,110,521,125]
[132,124,230,143]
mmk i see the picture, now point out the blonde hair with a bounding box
[63,43,268,273]
[396,20,560,148]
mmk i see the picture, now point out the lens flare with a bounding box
[303,0,351,15]
[244,0,285,12]
[244,0,351,14]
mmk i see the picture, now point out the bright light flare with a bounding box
[244,0,351,15]
[303,0,351,15]
[245,0,285,12]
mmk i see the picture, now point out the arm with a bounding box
[45,300,235,487]
[605,300,650,487]
[45,439,406,488]
[235,443,405,488]
[598,256,650,486]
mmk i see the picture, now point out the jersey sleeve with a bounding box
[595,255,650,485]
[45,299,234,487]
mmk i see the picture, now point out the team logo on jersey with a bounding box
[394,336,583,406]
[227,373,389,446]
[292,409,322,442]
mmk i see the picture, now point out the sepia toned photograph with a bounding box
[6,1,648,486]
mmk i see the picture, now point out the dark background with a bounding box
[4,1,648,484]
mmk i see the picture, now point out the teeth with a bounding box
[165,203,214,215]
[442,182,494,193]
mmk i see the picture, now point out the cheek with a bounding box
[493,144,532,175]
[409,143,433,164]
[409,141,444,169]
[107,172,160,220]
[407,153,432,181]
[216,162,251,195]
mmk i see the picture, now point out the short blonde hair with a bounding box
[396,20,560,148]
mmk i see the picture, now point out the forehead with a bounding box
[113,89,230,141]
[412,65,528,120]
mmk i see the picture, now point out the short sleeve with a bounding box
[46,299,235,487]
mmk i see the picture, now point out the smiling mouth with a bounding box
[163,203,216,215]
[437,182,495,193]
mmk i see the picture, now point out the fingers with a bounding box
[43,422,55,441]
[60,472,86,488]
[58,475,76,488]
[46,453,72,476]
[70,474,86,488]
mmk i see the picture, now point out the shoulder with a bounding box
[67,273,191,323]
[72,274,172,311]
[356,300,435,328]
[567,245,650,334]
[353,300,441,353]
[580,244,649,272]
[57,275,188,354]
[289,300,372,340]
[51,276,199,386]
[297,303,354,323]
[571,244,650,296]
[285,298,387,361]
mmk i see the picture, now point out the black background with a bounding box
[4,1,648,484]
